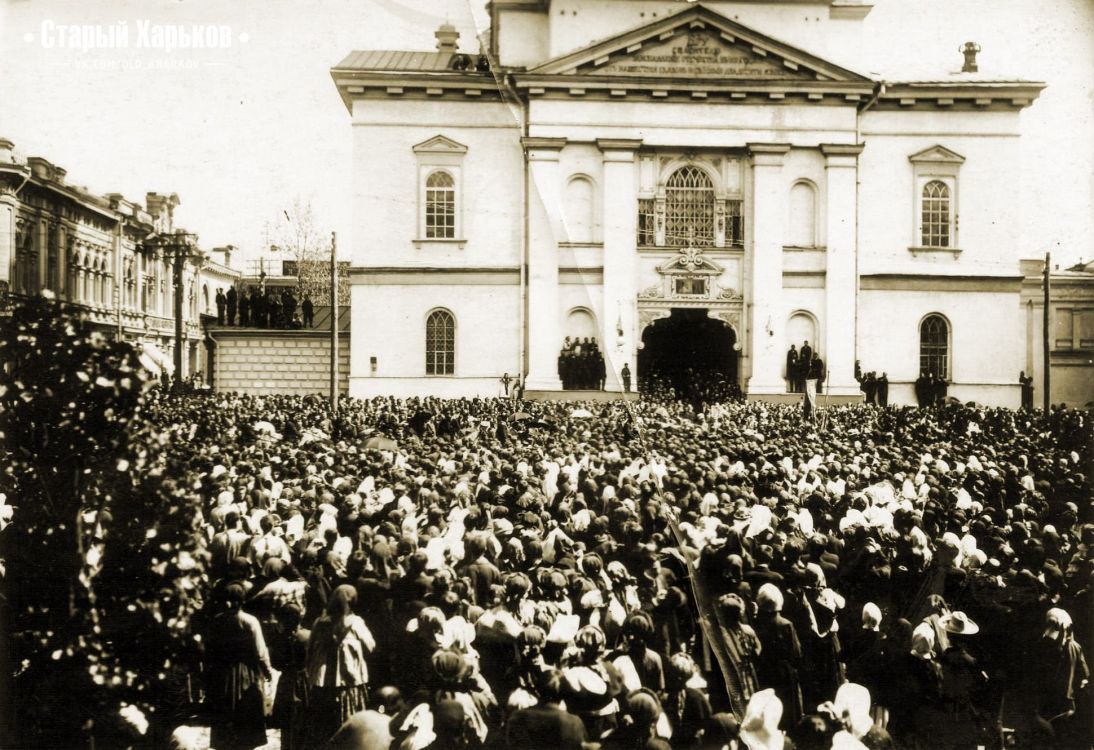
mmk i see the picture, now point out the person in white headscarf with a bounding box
[1028,608,1090,747]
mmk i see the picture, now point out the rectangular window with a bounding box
[1054,308,1074,350]
[725,199,744,246]
[425,172,456,239]
[637,199,656,246]
[1077,309,1094,349]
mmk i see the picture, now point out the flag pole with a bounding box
[330,231,339,417]
[1042,252,1050,412]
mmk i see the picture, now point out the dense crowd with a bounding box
[153,391,1092,750]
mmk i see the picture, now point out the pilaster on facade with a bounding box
[598,139,641,391]
[821,142,863,395]
[747,142,790,394]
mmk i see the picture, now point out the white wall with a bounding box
[858,109,1024,277]
[349,281,521,397]
[350,99,523,269]
[857,288,1022,406]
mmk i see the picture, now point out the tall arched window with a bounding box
[921,180,951,248]
[665,166,715,247]
[425,309,455,375]
[788,181,817,247]
[425,170,456,239]
[920,314,949,377]
[563,176,596,244]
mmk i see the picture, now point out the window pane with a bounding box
[919,314,949,377]
[665,166,715,247]
[426,310,455,375]
[425,172,456,239]
[921,180,951,248]
[637,199,656,246]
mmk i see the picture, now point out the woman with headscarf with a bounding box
[716,593,762,719]
[1028,607,1090,748]
[305,584,377,747]
[752,584,803,728]
[562,624,625,739]
[203,582,274,750]
[888,621,942,748]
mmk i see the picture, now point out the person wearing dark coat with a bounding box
[786,346,799,393]
[203,583,273,750]
[215,288,226,325]
[225,285,237,325]
[877,373,889,407]
[302,295,314,328]
[239,289,251,327]
[507,669,588,750]
[621,363,632,393]
[282,288,296,327]
[753,584,804,728]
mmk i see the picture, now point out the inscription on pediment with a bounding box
[592,29,808,80]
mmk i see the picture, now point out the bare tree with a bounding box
[270,198,349,306]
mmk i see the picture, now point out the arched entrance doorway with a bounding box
[638,308,737,399]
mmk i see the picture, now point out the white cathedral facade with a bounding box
[332,0,1043,406]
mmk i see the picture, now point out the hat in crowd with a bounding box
[431,649,471,684]
[1045,607,1073,634]
[939,611,979,636]
[756,583,784,613]
[833,682,874,739]
[624,689,662,727]
[911,622,935,657]
[861,602,882,631]
[739,688,784,750]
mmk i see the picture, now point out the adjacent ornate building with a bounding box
[333,0,1052,405]
[0,137,239,379]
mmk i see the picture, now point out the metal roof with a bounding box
[333,50,458,72]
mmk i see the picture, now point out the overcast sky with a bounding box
[1,0,1091,267]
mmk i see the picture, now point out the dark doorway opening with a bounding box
[638,308,738,400]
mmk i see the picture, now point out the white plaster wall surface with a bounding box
[351,101,523,269]
[857,289,1022,387]
[350,282,521,381]
[528,100,858,148]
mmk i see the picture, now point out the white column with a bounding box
[746,143,790,395]
[598,139,642,391]
[821,144,864,396]
[523,137,566,391]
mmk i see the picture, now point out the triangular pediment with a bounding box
[412,135,468,155]
[908,145,965,165]
[530,4,870,83]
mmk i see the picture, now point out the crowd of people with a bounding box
[854,364,890,408]
[913,373,949,409]
[640,370,742,408]
[151,389,1092,750]
[785,344,825,394]
[215,286,316,330]
[559,338,608,391]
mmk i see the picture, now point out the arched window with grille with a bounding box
[921,180,951,248]
[425,170,456,239]
[665,166,715,247]
[425,309,455,375]
[919,314,950,377]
